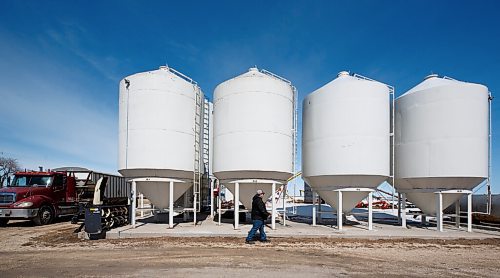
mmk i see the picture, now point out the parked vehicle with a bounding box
[0,167,129,226]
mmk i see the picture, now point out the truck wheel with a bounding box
[33,205,54,226]
[0,219,8,227]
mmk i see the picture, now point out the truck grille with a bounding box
[0,193,16,205]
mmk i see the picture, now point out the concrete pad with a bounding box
[106,210,500,240]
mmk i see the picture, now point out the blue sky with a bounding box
[0,1,499,194]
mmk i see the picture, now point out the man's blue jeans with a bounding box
[246,219,266,241]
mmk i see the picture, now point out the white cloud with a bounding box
[44,24,122,82]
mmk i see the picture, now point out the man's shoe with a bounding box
[245,240,255,245]
[260,239,271,243]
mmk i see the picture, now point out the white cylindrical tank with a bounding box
[118,66,204,209]
[302,72,391,213]
[118,66,202,179]
[302,72,390,189]
[213,67,295,183]
[395,75,489,214]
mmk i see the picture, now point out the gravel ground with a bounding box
[1,220,499,277]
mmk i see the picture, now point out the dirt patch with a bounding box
[1,221,500,277]
[30,228,500,250]
[31,226,82,246]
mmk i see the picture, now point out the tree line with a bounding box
[0,154,21,187]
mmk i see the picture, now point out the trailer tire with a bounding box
[33,205,54,226]
[0,219,8,227]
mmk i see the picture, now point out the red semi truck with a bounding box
[0,168,129,226]
[0,170,79,226]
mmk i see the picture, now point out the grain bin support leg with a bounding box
[436,192,443,232]
[455,200,460,229]
[312,192,317,226]
[337,191,343,230]
[140,193,144,218]
[131,181,137,228]
[193,190,197,226]
[397,193,402,225]
[218,193,222,226]
[234,182,239,230]
[467,193,472,233]
[210,179,214,219]
[401,193,406,228]
[368,191,373,231]
[318,195,322,224]
[282,185,287,227]
[272,182,276,230]
[183,193,189,221]
[169,181,174,229]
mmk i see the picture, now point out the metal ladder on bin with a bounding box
[193,86,203,225]
[202,100,210,208]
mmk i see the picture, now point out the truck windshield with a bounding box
[10,176,52,187]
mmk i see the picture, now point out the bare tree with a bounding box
[0,155,21,187]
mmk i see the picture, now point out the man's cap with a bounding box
[256,189,265,195]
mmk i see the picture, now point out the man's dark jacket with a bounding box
[251,194,269,221]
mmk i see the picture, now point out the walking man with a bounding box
[245,189,270,244]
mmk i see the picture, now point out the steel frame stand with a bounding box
[129,177,185,229]
[336,188,375,231]
[435,190,472,232]
[400,189,472,232]
[228,179,282,230]
[314,188,374,231]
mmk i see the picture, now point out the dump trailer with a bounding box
[75,174,131,239]
[0,167,130,227]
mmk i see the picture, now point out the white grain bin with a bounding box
[213,67,295,209]
[395,74,489,215]
[302,71,391,213]
[118,66,204,209]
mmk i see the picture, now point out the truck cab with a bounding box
[0,171,78,226]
